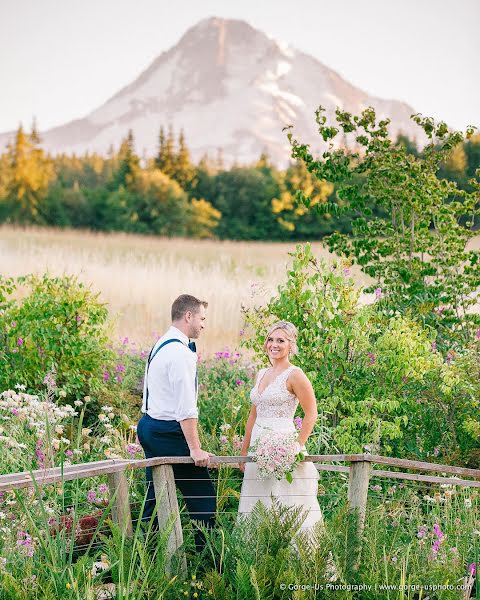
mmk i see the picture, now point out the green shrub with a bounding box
[242,243,480,461]
[0,274,116,401]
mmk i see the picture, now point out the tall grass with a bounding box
[0,226,372,355]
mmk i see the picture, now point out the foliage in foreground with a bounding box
[243,244,480,464]
[288,107,480,346]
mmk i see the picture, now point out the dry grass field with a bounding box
[1,226,478,355]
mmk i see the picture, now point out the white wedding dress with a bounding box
[238,365,324,531]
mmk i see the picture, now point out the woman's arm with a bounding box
[239,404,257,473]
[289,369,318,448]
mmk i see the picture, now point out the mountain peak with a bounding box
[0,18,420,164]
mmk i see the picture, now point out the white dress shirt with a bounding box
[141,326,198,421]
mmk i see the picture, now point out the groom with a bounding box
[137,294,216,552]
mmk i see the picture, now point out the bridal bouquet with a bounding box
[251,431,305,483]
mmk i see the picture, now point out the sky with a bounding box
[0,0,479,134]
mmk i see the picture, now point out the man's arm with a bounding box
[169,349,210,467]
[179,418,211,467]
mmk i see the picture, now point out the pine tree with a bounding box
[158,125,176,178]
[3,124,54,223]
[173,129,196,191]
[113,129,140,189]
[155,126,166,170]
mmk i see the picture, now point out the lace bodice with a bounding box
[250,365,299,418]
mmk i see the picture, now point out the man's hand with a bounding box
[190,448,211,467]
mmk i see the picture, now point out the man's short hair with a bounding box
[171,294,208,321]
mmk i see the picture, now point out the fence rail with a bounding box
[1,454,479,576]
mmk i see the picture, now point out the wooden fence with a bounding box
[1,454,479,584]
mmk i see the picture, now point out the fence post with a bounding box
[347,458,371,571]
[107,468,133,538]
[152,464,186,574]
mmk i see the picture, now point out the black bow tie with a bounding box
[188,341,197,353]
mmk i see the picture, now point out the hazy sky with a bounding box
[1,0,478,133]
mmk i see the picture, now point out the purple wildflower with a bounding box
[468,563,477,576]
[367,352,376,365]
[103,371,109,382]
[65,449,73,458]
[476,329,480,340]
[17,338,24,346]
[417,525,427,539]
[87,490,97,503]
[235,379,244,386]
[98,483,108,493]
[433,447,439,457]
[375,288,383,300]
[126,443,140,455]
[294,416,303,430]
[431,341,437,352]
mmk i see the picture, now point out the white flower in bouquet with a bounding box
[251,431,304,483]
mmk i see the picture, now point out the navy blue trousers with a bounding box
[137,414,216,551]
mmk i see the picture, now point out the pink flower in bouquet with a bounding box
[251,431,304,483]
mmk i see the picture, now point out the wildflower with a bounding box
[83,396,91,402]
[58,390,67,398]
[103,371,110,382]
[219,435,228,445]
[98,414,108,422]
[417,525,428,539]
[220,423,231,432]
[74,400,83,407]
[10,321,17,328]
[391,556,397,563]
[55,425,64,435]
[233,435,243,450]
[43,372,57,389]
[294,416,303,430]
[371,484,382,492]
[87,490,97,503]
[235,379,244,386]
[14,384,26,391]
[431,341,437,352]
[239,329,244,336]
[91,555,110,576]
[98,483,108,494]
[126,443,141,456]
[464,498,472,508]
[468,563,477,576]
[433,447,439,457]
[367,352,376,365]
[375,288,383,300]
[65,449,73,458]
[17,338,24,346]
[475,329,480,340]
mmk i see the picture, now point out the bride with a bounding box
[238,321,323,531]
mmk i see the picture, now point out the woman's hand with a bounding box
[239,449,248,473]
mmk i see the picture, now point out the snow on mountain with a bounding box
[0,17,422,164]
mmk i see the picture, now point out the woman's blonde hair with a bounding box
[263,321,299,356]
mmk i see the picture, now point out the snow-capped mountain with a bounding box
[0,17,422,164]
